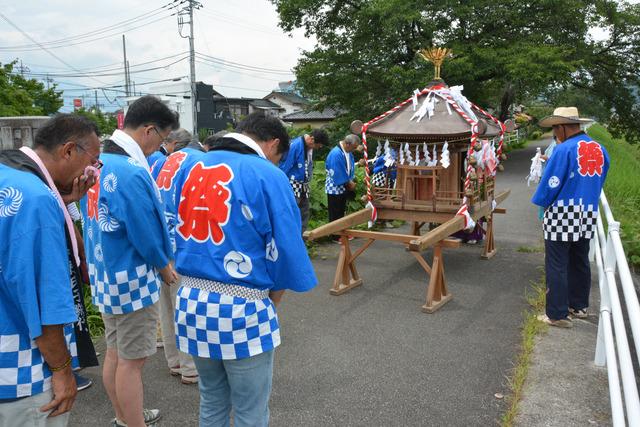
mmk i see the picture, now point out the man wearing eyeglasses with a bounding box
[0,114,100,426]
[80,95,179,427]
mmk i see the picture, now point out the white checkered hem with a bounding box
[290,179,310,199]
[543,200,599,242]
[175,286,281,360]
[325,177,346,195]
[182,276,270,300]
[0,328,79,399]
[88,263,161,315]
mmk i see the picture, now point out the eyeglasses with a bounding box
[76,144,103,169]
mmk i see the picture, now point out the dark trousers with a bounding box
[327,193,348,222]
[544,238,591,320]
[296,195,310,233]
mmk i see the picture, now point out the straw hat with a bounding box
[538,107,591,128]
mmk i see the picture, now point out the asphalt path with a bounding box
[71,140,548,426]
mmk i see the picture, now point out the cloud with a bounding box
[0,0,315,111]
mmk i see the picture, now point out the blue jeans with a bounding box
[193,350,274,427]
[545,238,591,320]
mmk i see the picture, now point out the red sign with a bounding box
[117,111,124,130]
[177,162,233,244]
[73,98,83,108]
[577,141,605,177]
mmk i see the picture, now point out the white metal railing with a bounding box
[593,190,640,426]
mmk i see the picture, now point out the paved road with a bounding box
[71,141,548,426]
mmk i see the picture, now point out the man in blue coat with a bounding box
[173,112,317,427]
[279,129,328,232]
[0,114,101,425]
[81,95,179,427]
[325,134,360,237]
[532,107,609,328]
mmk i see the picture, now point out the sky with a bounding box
[0,0,316,112]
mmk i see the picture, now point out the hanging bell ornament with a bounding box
[497,164,505,172]
[500,153,507,161]
[473,141,482,152]
[469,171,478,181]
[468,156,477,166]
[465,188,475,197]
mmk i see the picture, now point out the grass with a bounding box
[501,274,547,427]
[517,245,544,253]
[587,124,640,269]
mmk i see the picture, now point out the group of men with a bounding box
[0,93,609,427]
[0,96,320,427]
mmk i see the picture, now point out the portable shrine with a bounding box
[304,48,512,313]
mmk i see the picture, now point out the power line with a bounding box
[0,12,110,86]
[196,51,293,74]
[195,59,284,83]
[15,55,190,78]
[0,1,186,51]
[0,13,178,52]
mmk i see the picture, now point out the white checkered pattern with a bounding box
[88,262,160,314]
[543,199,599,242]
[0,326,75,399]
[175,286,281,360]
[325,174,346,195]
[64,324,79,370]
[290,178,310,199]
[0,334,50,398]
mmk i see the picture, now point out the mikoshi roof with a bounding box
[364,81,502,140]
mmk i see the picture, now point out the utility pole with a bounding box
[122,35,130,96]
[178,0,202,138]
[44,74,54,90]
[94,90,99,113]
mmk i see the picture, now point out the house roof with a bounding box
[249,99,283,109]
[265,91,309,105]
[282,107,340,121]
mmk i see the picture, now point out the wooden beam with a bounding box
[343,229,418,243]
[304,208,372,241]
[408,216,464,252]
[493,207,507,214]
[408,189,511,252]
[376,209,455,224]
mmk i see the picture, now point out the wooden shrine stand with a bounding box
[304,188,510,313]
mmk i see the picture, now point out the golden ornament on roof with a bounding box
[418,47,452,80]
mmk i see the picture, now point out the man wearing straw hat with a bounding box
[532,107,609,328]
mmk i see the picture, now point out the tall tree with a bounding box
[272,0,640,142]
[0,61,63,116]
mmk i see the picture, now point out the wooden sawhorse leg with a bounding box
[481,214,497,259]
[330,235,373,295]
[410,244,453,313]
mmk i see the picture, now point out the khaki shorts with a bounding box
[102,303,159,360]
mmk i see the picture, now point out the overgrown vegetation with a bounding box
[501,275,547,427]
[587,124,640,268]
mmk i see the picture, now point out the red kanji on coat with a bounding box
[177,162,234,244]
[87,180,100,220]
[577,141,604,177]
[156,151,187,190]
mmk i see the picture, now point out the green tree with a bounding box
[0,61,63,116]
[271,0,640,142]
[74,108,117,136]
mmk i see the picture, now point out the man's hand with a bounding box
[61,175,97,204]
[357,158,366,167]
[346,181,356,191]
[40,366,77,417]
[159,263,178,286]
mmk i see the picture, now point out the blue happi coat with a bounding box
[172,133,317,360]
[148,149,167,180]
[0,162,77,399]
[156,145,206,253]
[279,136,312,182]
[81,146,173,314]
[531,132,610,241]
[325,145,355,195]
